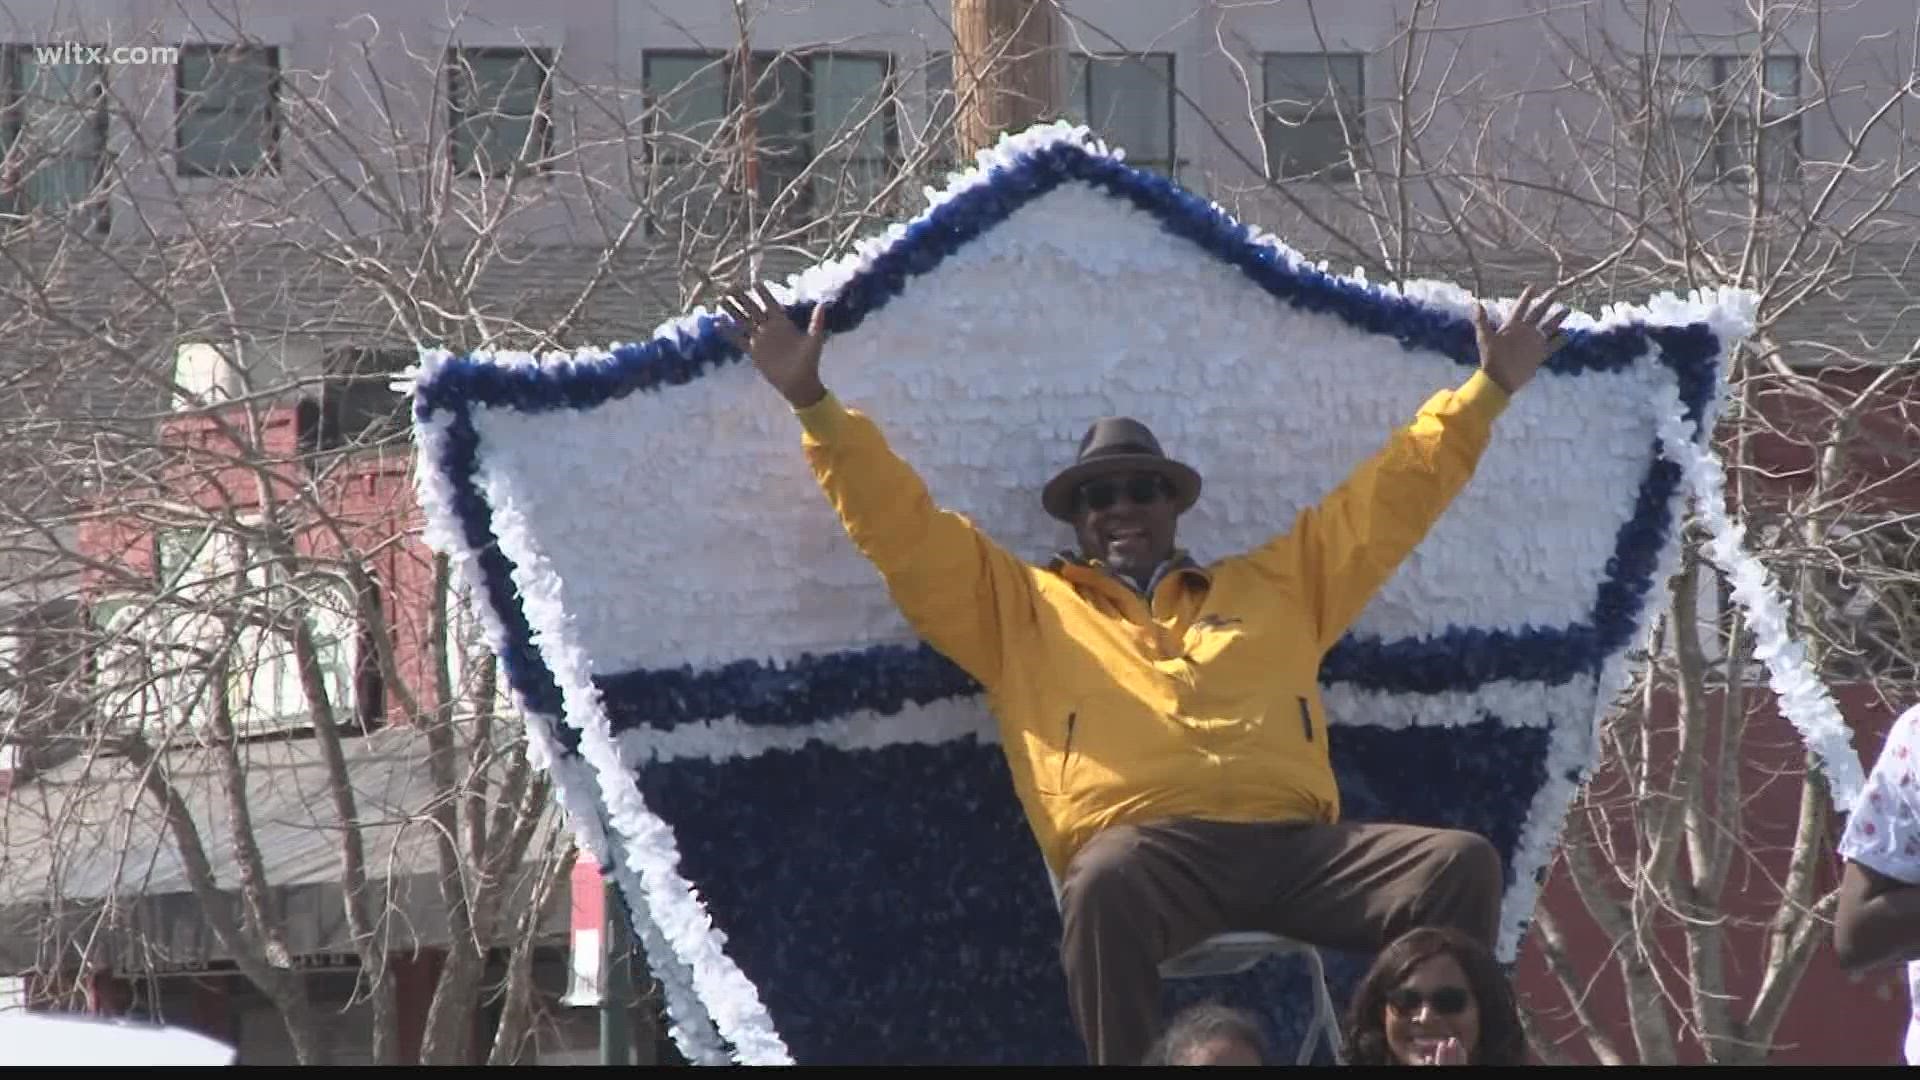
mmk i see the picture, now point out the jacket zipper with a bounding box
[1061,712,1077,787]
[1298,697,1314,742]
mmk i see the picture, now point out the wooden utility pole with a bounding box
[950,0,1061,158]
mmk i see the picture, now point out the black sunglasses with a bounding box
[1386,986,1472,1017]
[1077,474,1171,513]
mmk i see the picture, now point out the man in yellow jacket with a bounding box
[723,282,1569,1066]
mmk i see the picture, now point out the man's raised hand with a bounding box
[1473,284,1570,396]
[721,283,830,409]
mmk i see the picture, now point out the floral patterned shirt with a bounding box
[1838,705,1920,1065]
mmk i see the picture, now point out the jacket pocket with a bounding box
[1059,712,1078,790]
[1029,690,1165,799]
[1298,697,1314,743]
[1022,707,1079,797]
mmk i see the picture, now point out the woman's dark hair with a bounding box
[1342,926,1527,1066]
[1141,1001,1271,1065]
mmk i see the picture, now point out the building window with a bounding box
[640,51,729,226]
[644,52,730,159]
[742,51,810,209]
[0,46,108,221]
[175,44,277,176]
[94,597,177,733]
[1262,52,1364,181]
[917,50,958,171]
[1655,53,1800,187]
[171,341,242,410]
[641,49,899,218]
[447,581,514,720]
[296,347,413,454]
[231,564,360,732]
[804,52,895,208]
[1066,53,1175,176]
[448,47,553,177]
[156,524,235,596]
[102,528,367,736]
[95,526,248,734]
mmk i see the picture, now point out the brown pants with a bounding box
[1057,817,1503,1066]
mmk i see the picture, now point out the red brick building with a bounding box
[1514,364,1920,1064]
[0,371,650,1063]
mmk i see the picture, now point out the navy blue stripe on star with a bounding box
[627,718,1551,1064]
[418,133,1718,751]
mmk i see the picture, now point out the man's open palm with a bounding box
[1474,284,1569,395]
[722,284,830,409]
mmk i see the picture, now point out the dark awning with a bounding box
[0,725,569,973]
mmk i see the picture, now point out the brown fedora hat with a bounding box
[1041,417,1202,522]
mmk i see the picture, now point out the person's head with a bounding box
[1343,926,1525,1066]
[1141,1001,1270,1066]
[1041,417,1201,584]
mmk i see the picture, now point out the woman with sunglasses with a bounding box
[1342,926,1526,1066]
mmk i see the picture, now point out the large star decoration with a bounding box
[409,121,1758,1064]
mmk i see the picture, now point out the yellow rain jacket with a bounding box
[796,370,1508,876]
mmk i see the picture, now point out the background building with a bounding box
[0,0,1913,1064]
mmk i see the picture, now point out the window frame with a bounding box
[1065,50,1179,178]
[116,522,370,737]
[446,45,556,179]
[1805,513,1919,687]
[1259,51,1366,182]
[229,561,361,732]
[1690,510,1917,689]
[91,595,174,734]
[639,47,901,219]
[0,44,110,227]
[785,49,900,212]
[1655,51,1802,189]
[296,346,415,456]
[446,581,515,721]
[915,49,958,171]
[173,43,281,178]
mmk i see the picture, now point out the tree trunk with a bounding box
[120,731,330,1062]
[950,0,1060,158]
[289,602,400,1063]
[420,941,485,1064]
[487,844,573,1065]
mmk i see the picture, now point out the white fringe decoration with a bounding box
[1655,382,1868,810]
[475,453,793,1064]
[411,407,734,1065]
[406,119,1857,1048]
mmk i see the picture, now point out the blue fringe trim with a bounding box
[418,135,1722,734]
[436,407,575,747]
[413,139,1713,423]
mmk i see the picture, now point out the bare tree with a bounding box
[0,9,959,1064]
[1153,0,1920,1063]
[6,0,1906,1065]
